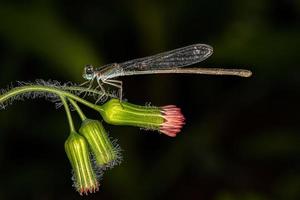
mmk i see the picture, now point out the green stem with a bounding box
[60,96,75,132]
[68,98,87,121]
[0,85,104,111]
[64,86,110,99]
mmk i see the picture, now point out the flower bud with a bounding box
[79,119,121,169]
[65,131,99,195]
[96,99,185,137]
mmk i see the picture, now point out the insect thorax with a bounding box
[96,63,123,80]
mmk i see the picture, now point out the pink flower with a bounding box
[160,105,185,137]
[98,99,185,137]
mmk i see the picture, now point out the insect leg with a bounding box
[79,80,90,87]
[81,78,95,98]
[95,78,107,104]
[103,79,123,101]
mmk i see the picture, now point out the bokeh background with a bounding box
[0,0,300,199]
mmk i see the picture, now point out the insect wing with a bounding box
[118,44,213,71]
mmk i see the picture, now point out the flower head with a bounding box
[160,105,185,137]
[96,99,185,137]
[79,119,121,169]
[64,131,99,195]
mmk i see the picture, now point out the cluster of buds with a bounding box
[64,120,120,195]
[64,98,185,195]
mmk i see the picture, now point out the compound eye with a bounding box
[84,65,94,74]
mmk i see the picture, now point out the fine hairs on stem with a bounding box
[0,79,114,110]
[60,95,76,132]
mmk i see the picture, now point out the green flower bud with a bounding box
[79,119,121,169]
[65,131,99,195]
[96,99,185,137]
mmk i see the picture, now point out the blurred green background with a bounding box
[0,0,299,199]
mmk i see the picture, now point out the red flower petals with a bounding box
[160,105,185,137]
[79,183,100,196]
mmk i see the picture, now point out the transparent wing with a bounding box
[118,44,213,71]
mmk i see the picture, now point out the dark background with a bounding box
[0,0,299,200]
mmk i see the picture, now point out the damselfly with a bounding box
[82,44,252,102]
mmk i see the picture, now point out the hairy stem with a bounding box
[0,85,104,111]
[68,98,87,121]
[64,86,108,98]
[60,96,75,132]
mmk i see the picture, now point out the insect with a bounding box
[82,44,252,102]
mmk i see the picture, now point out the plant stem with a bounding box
[68,98,87,121]
[60,96,75,132]
[0,85,103,111]
[64,86,111,99]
